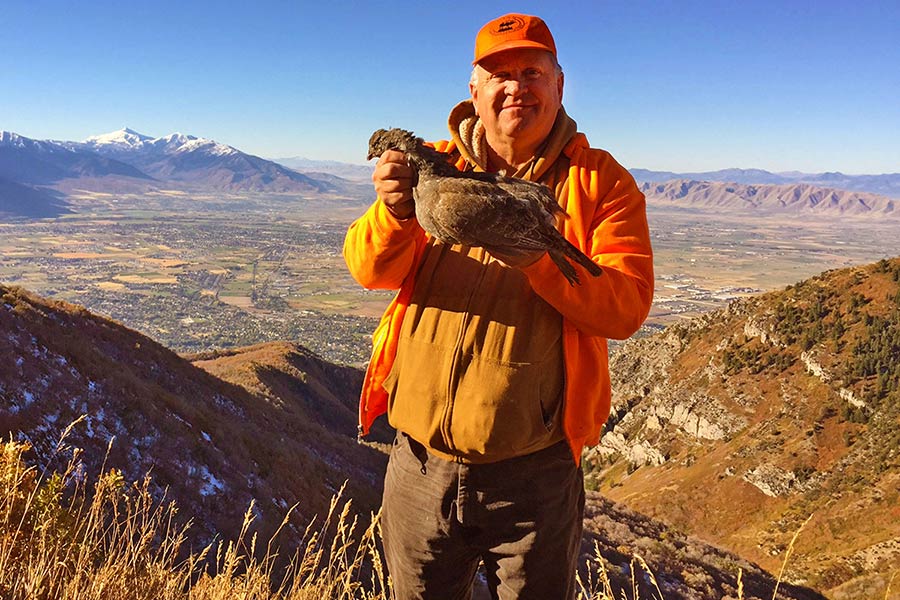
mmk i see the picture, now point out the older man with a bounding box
[344,13,654,599]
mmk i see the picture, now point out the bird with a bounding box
[367,127,603,286]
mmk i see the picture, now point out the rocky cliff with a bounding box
[586,257,900,598]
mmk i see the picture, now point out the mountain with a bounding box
[0,283,388,549]
[0,130,157,216]
[83,127,154,148]
[74,128,334,193]
[587,257,900,599]
[642,179,898,217]
[0,129,345,211]
[188,341,393,445]
[0,131,153,185]
[579,492,825,600]
[631,168,900,198]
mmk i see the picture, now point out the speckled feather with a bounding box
[367,127,602,285]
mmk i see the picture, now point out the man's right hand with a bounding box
[373,150,416,220]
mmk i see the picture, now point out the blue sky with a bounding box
[2,1,897,173]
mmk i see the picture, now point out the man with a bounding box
[344,13,653,599]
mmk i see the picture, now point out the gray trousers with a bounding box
[381,433,585,600]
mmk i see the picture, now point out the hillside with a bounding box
[588,257,900,599]
[641,180,897,217]
[0,176,71,218]
[189,341,393,444]
[0,283,833,599]
[0,284,387,549]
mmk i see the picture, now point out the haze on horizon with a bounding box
[1,0,897,174]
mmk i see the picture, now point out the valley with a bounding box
[646,207,899,325]
[0,193,386,365]
[1,194,896,365]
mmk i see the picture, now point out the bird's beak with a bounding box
[367,151,376,161]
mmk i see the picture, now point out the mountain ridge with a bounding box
[0,282,387,549]
[3,128,899,219]
[0,129,349,217]
[68,128,334,193]
[642,179,898,217]
[632,167,900,198]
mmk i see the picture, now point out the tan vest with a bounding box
[383,241,566,463]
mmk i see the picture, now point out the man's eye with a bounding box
[491,72,510,81]
[524,69,542,79]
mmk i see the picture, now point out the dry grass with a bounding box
[576,546,666,600]
[0,429,392,600]
[1,426,836,600]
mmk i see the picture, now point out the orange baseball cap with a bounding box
[473,13,557,65]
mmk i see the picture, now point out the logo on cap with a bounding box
[492,16,525,34]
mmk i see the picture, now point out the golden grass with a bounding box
[0,424,825,600]
[771,514,812,600]
[0,430,391,600]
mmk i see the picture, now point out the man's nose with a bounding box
[504,78,526,95]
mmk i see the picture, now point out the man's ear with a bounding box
[557,71,564,103]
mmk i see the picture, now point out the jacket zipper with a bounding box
[440,246,489,454]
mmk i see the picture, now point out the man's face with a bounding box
[470,48,563,152]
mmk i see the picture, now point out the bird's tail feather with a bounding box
[549,251,581,286]
[562,239,603,277]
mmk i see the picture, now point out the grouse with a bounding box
[367,128,603,286]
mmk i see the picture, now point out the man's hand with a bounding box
[373,150,416,220]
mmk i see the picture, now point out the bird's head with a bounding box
[367,128,421,161]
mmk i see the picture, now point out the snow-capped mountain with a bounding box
[2,130,63,151]
[0,130,156,217]
[70,128,333,193]
[79,129,235,158]
[1,128,342,216]
[150,132,235,155]
[82,127,153,149]
[1,130,153,185]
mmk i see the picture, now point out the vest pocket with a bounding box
[383,336,563,462]
[450,352,563,459]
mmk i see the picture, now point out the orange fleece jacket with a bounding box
[344,132,654,463]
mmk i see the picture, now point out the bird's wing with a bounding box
[430,178,551,253]
[493,178,566,223]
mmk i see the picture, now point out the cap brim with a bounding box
[473,40,556,65]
